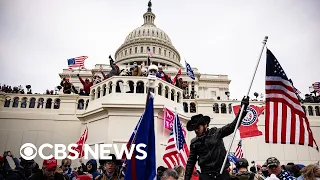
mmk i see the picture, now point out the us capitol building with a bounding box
[0,1,319,168]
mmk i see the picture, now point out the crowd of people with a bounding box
[59,56,187,97]
[0,151,319,180]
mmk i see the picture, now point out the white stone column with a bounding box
[112,84,116,93]
[161,88,165,97]
[95,89,99,99]
[195,83,199,98]
[100,89,104,96]
[188,82,191,95]
[174,94,177,102]
[168,90,172,99]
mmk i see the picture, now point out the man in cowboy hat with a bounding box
[98,154,122,180]
[184,96,250,180]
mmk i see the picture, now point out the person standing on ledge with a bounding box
[184,96,250,180]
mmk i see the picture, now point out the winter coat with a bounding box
[184,114,244,180]
[87,159,100,179]
[79,77,93,94]
[132,66,142,76]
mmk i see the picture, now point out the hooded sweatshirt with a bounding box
[87,159,100,179]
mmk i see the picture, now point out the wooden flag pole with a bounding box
[220,36,268,174]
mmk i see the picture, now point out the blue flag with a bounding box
[185,60,195,80]
[228,152,238,164]
[124,95,156,180]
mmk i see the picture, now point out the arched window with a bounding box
[103,84,107,96]
[4,98,11,107]
[171,89,175,101]
[190,103,196,113]
[78,99,84,110]
[37,98,44,108]
[136,81,144,93]
[127,81,134,93]
[109,82,113,94]
[12,97,19,108]
[315,106,320,116]
[29,98,36,108]
[97,87,101,98]
[116,80,124,93]
[213,103,219,113]
[129,48,132,54]
[183,102,188,113]
[158,83,163,96]
[308,106,314,116]
[54,99,60,109]
[302,106,306,115]
[125,50,127,56]
[165,86,169,98]
[141,47,143,53]
[177,92,181,103]
[21,97,27,108]
[153,47,155,54]
[135,47,137,53]
[159,48,161,55]
[85,100,89,110]
[91,89,95,100]
[228,103,232,114]
[46,98,52,109]
[221,103,227,114]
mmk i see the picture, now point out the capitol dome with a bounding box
[114,1,181,69]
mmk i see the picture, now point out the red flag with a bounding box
[69,126,88,158]
[172,69,182,85]
[232,105,265,138]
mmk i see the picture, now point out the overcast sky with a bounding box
[0,0,319,99]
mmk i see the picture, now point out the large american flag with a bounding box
[235,140,244,159]
[313,82,320,93]
[265,49,318,151]
[163,114,189,168]
[68,56,88,70]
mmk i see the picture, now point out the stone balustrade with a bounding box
[89,76,184,104]
[182,99,320,117]
[0,92,90,112]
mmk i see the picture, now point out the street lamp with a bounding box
[309,85,316,97]
[225,91,230,100]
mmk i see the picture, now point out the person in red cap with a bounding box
[42,157,59,180]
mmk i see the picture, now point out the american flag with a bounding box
[163,114,189,168]
[313,82,320,93]
[147,47,153,57]
[235,140,244,159]
[68,56,88,70]
[265,49,318,151]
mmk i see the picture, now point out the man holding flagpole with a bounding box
[184,97,249,180]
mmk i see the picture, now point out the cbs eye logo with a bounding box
[20,143,37,160]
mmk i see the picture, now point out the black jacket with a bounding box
[184,115,243,180]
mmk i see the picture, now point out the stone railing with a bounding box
[181,99,320,117]
[89,76,184,104]
[0,92,90,112]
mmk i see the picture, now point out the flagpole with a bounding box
[120,55,155,176]
[220,36,268,174]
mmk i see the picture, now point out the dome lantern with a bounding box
[143,0,156,26]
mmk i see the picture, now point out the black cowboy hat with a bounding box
[186,114,211,131]
[99,154,122,166]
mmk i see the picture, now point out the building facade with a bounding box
[0,1,320,169]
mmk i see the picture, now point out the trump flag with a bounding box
[232,105,265,138]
